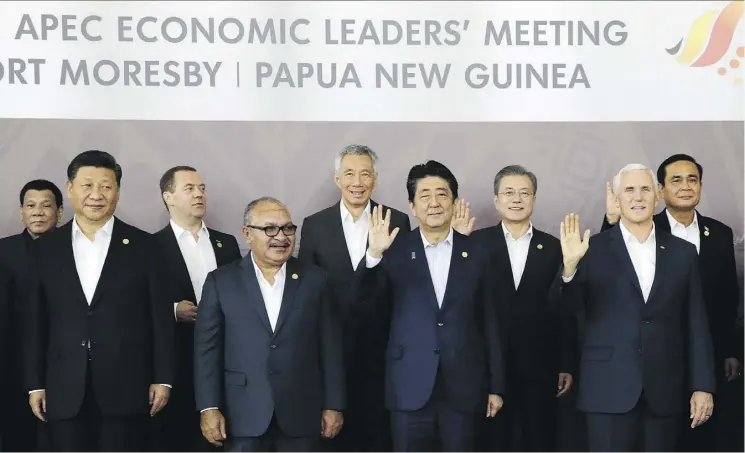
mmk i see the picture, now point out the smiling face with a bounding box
[335,153,377,209]
[409,176,454,231]
[67,166,119,223]
[494,174,535,223]
[659,160,702,211]
[242,201,296,267]
[617,169,659,225]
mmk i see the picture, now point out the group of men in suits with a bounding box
[0,146,741,453]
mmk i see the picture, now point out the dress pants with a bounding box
[585,392,678,452]
[225,415,318,452]
[47,361,148,452]
[390,371,482,452]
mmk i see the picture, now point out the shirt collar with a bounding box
[250,251,287,283]
[421,227,454,248]
[501,222,534,241]
[619,219,656,245]
[340,200,372,222]
[170,219,209,239]
[665,209,698,230]
[72,215,114,239]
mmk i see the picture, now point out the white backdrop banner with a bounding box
[0,1,742,122]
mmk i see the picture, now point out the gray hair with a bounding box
[243,196,286,226]
[334,144,378,174]
[493,165,538,195]
[612,163,658,195]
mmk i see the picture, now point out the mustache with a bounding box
[269,240,291,247]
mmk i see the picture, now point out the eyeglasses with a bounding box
[497,190,533,200]
[247,224,297,237]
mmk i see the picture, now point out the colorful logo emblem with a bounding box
[666,1,744,84]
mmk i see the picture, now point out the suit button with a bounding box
[270,344,277,349]
[437,322,444,327]
[638,348,642,355]
[642,320,650,324]
[80,341,86,347]
[433,349,440,354]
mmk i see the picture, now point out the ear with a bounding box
[657,183,664,198]
[493,194,499,209]
[56,206,63,223]
[162,191,172,207]
[19,206,23,224]
[241,226,251,244]
[408,201,416,217]
[334,173,342,190]
[66,180,73,198]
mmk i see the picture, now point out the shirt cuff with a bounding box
[29,389,45,394]
[561,272,576,283]
[173,302,178,321]
[158,384,172,388]
[200,407,218,413]
[365,250,382,268]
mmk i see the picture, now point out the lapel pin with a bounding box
[537,244,543,250]
[704,226,710,237]
[411,252,416,260]
[660,245,665,249]
[122,238,129,245]
[216,241,223,248]
[462,251,468,258]
[291,273,298,280]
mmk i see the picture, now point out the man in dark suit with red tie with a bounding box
[152,166,241,452]
[299,145,410,451]
[24,150,174,452]
[600,154,743,451]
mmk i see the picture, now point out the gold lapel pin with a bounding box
[537,244,543,250]
[217,241,223,248]
[462,252,468,258]
[291,273,298,280]
[704,226,710,237]
[122,238,129,245]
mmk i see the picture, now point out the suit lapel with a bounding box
[647,232,671,304]
[409,229,440,312]
[492,225,514,291]
[239,255,273,334]
[327,203,357,274]
[696,212,712,264]
[517,232,542,292]
[440,233,469,311]
[608,227,645,303]
[209,231,232,267]
[161,226,196,300]
[56,221,89,307]
[90,219,126,307]
[273,258,300,337]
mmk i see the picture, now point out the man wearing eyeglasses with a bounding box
[194,197,345,452]
[152,166,241,452]
[464,165,577,452]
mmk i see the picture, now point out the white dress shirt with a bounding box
[251,252,286,331]
[618,221,657,302]
[502,223,533,289]
[171,220,218,318]
[666,210,700,254]
[366,228,453,308]
[562,221,657,303]
[340,201,371,270]
[73,215,114,304]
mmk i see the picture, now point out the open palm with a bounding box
[560,213,590,265]
[368,206,400,258]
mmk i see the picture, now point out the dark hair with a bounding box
[406,160,458,203]
[493,165,538,195]
[19,179,63,208]
[66,150,122,186]
[657,154,703,187]
[160,165,197,194]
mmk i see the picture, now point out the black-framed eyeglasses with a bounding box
[246,224,297,237]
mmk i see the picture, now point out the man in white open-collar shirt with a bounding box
[557,163,715,451]
[24,150,174,452]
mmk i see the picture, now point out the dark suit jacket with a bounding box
[0,268,11,406]
[472,224,577,381]
[0,231,36,396]
[153,224,240,413]
[194,255,345,438]
[554,226,716,416]
[24,218,175,420]
[355,228,504,413]
[298,200,410,379]
[602,210,741,363]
